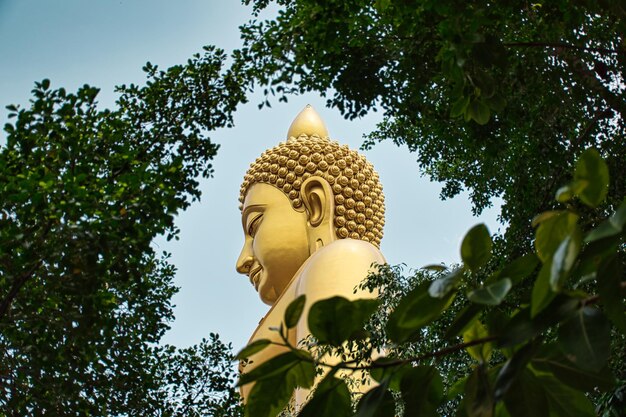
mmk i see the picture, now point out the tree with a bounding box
[237,0,626,256]
[237,149,626,417]
[0,47,245,415]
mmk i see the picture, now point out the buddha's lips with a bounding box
[249,266,262,289]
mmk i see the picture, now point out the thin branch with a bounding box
[571,108,614,151]
[0,260,43,319]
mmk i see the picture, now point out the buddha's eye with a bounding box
[248,215,262,237]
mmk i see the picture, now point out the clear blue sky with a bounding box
[0,1,501,350]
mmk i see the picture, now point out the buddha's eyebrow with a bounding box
[241,205,265,229]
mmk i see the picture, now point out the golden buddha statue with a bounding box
[235,105,386,404]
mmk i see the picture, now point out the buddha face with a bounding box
[236,183,310,305]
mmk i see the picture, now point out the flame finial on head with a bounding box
[286,105,329,140]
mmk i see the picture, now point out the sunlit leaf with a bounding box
[573,148,609,207]
[463,320,493,362]
[534,211,578,263]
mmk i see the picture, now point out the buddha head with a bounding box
[236,106,385,305]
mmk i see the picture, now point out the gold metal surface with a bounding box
[236,106,387,405]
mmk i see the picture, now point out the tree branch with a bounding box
[0,259,43,319]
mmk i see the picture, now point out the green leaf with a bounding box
[534,211,578,263]
[245,374,294,417]
[461,223,492,272]
[468,99,491,125]
[298,374,352,417]
[537,374,596,416]
[308,297,379,346]
[531,262,556,317]
[465,365,494,417]
[502,369,549,417]
[238,350,314,387]
[585,197,626,243]
[597,255,626,333]
[387,281,455,343]
[532,344,615,392]
[573,148,609,207]
[494,342,537,401]
[355,381,395,417]
[400,365,443,417]
[549,228,582,292]
[284,294,306,329]
[463,320,493,362]
[422,263,448,272]
[531,210,562,228]
[429,267,464,298]
[451,95,470,118]
[558,306,610,372]
[445,303,482,339]
[555,184,574,203]
[468,278,512,306]
[236,339,272,360]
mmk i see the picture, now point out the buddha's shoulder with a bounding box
[305,239,386,272]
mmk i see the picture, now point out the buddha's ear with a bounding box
[301,176,336,252]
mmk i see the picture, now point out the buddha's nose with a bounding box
[236,245,254,274]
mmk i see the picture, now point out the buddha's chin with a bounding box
[258,280,279,306]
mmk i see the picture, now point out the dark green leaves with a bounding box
[464,365,494,417]
[285,294,306,328]
[558,307,610,372]
[400,366,444,416]
[461,224,492,272]
[240,351,315,417]
[355,382,395,417]
[532,345,615,392]
[387,281,455,343]
[308,297,378,346]
[298,374,352,417]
